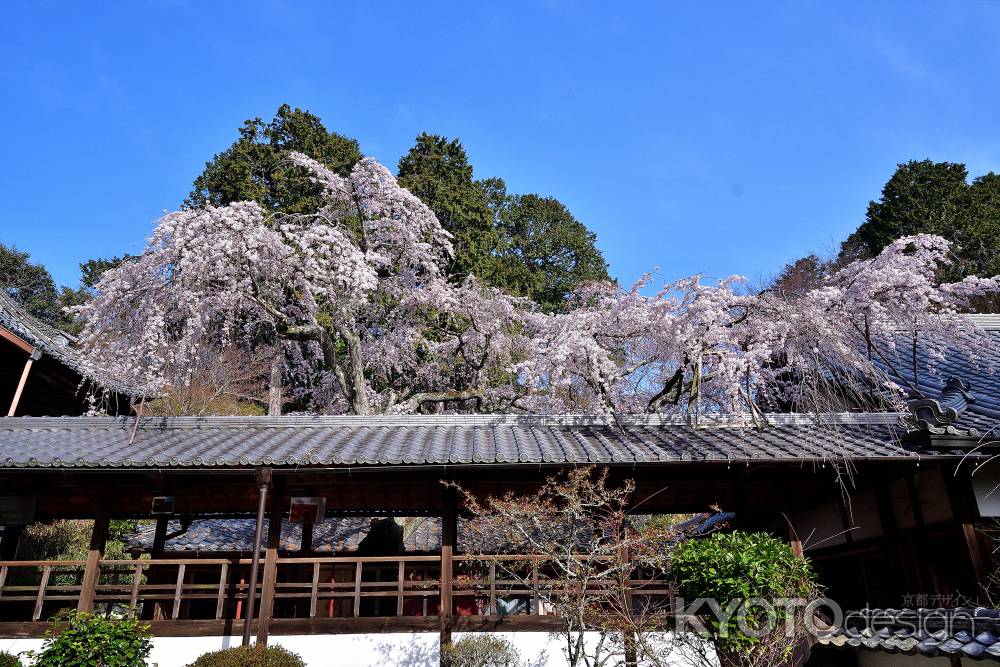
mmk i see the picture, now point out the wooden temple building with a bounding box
[0,298,998,665]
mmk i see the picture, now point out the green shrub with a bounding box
[22,610,152,667]
[670,530,819,653]
[0,652,24,667]
[186,645,305,667]
[441,635,527,667]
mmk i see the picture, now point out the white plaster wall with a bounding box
[2,632,716,666]
[0,638,43,658]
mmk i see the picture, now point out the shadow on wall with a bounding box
[372,635,439,667]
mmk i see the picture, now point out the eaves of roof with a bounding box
[0,413,964,471]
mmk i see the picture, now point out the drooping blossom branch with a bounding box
[75,150,999,422]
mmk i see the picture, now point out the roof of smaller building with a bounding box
[0,291,138,397]
[128,517,442,553]
[126,512,736,554]
[0,413,940,470]
[818,607,1000,661]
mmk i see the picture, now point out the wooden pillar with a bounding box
[7,349,41,417]
[300,522,313,554]
[257,476,284,646]
[617,519,637,667]
[78,507,110,612]
[440,486,457,660]
[152,517,168,555]
[147,517,169,620]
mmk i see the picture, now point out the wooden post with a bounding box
[440,486,457,660]
[215,562,229,620]
[7,349,41,417]
[396,560,405,616]
[242,468,271,647]
[873,484,904,605]
[256,476,284,646]
[129,563,143,612]
[146,517,169,620]
[33,566,51,621]
[300,522,313,554]
[78,507,110,612]
[310,562,320,618]
[152,517,168,555]
[619,527,637,667]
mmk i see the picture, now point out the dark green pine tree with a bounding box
[397,133,501,283]
[840,160,1000,280]
[187,104,362,214]
[397,134,610,311]
[490,188,610,312]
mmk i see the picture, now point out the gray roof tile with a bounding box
[819,608,1000,662]
[0,413,955,470]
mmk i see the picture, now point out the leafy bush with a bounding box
[186,645,305,667]
[0,652,23,667]
[23,610,152,667]
[670,530,818,656]
[441,635,529,667]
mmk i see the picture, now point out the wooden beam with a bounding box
[440,485,457,658]
[0,615,575,640]
[7,349,40,417]
[0,326,33,355]
[77,507,109,612]
[256,477,284,646]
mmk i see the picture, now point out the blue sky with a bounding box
[1,1,999,288]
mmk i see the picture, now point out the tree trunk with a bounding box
[268,355,282,416]
[337,324,371,415]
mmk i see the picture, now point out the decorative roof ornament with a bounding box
[907,377,980,437]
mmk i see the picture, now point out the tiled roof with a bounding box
[126,512,735,555]
[818,608,1000,661]
[128,517,442,553]
[877,325,1000,435]
[0,414,938,470]
[0,291,139,397]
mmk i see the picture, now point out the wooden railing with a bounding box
[0,556,674,627]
